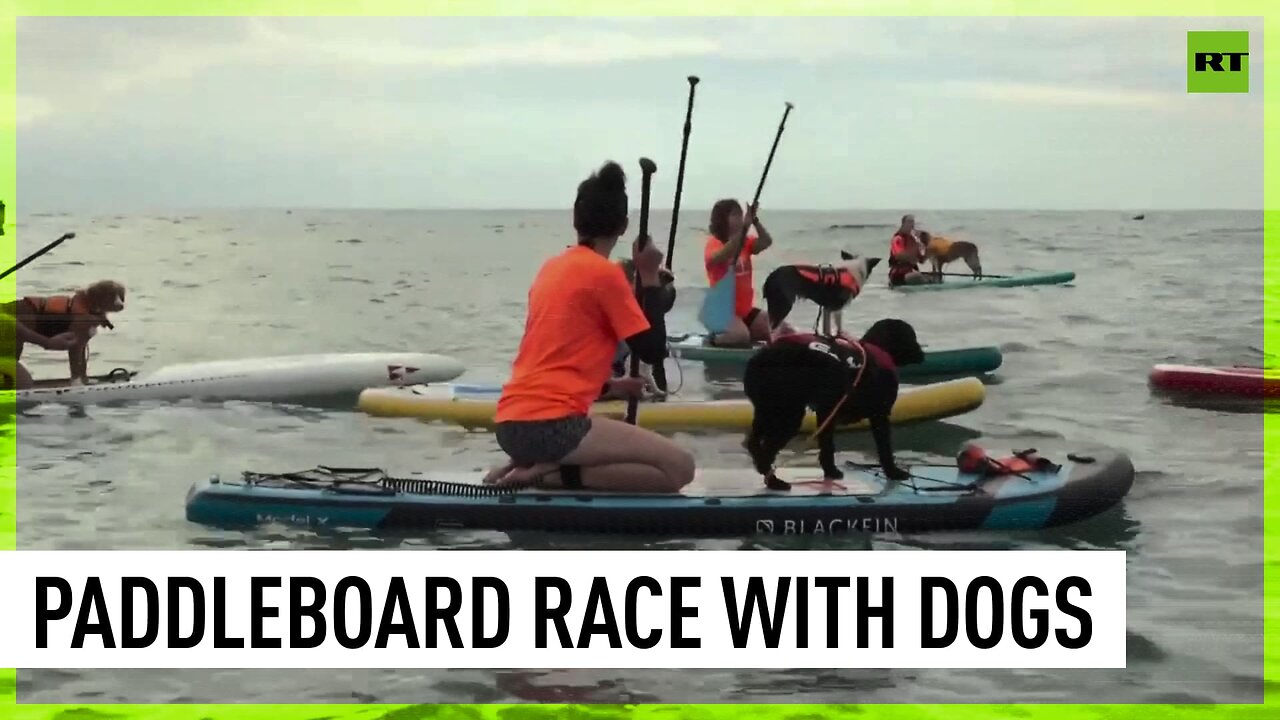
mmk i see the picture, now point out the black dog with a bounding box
[761,252,881,336]
[742,318,926,490]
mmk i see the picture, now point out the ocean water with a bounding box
[7,207,1266,704]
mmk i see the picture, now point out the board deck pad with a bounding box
[185,449,1136,535]
[890,271,1075,293]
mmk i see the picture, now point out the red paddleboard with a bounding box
[1148,364,1280,399]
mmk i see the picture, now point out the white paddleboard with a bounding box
[9,352,465,407]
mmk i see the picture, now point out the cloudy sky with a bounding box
[15,15,1265,211]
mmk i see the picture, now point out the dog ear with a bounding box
[865,257,881,274]
[891,319,925,366]
[863,318,925,366]
[840,249,854,261]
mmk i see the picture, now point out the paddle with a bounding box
[931,271,1011,280]
[745,101,794,221]
[0,232,75,281]
[650,74,700,394]
[665,75,699,270]
[624,157,659,426]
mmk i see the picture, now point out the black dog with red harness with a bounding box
[742,318,925,490]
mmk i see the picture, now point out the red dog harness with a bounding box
[771,333,897,439]
[773,332,895,373]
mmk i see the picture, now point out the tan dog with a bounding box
[5,279,127,385]
[921,231,982,279]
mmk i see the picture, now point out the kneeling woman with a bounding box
[486,161,696,493]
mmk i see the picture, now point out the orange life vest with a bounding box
[957,445,1058,476]
[795,264,862,294]
[21,294,91,338]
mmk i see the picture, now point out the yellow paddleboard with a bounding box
[358,377,986,433]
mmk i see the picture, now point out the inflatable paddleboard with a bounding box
[668,334,1003,377]
[1148,364,1280,399]
[891,271,1075,293]
[184,448,1135,535]
[7,352,466,407]
[357,377,986,433]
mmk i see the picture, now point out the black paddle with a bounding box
[0,232,75,281]
[664,75,699,270]
[650,74,700,395]
[624,157,658,426]
[744,101,794,223]
[931,271,1011,280]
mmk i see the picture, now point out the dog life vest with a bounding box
[773,333,896,376]
[795,264,862,295]
[20,295,91,339]
[956,444,1060,477]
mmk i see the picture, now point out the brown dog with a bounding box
[921,231,982,279]
[5,280,126,386]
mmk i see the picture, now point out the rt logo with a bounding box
[1187,31,1250,93]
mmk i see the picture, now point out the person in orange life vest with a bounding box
[703,199,793,346]
[1,280,125,389]
[484,161,695,493]
[887,214,939,287]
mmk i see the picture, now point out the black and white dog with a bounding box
[742,318,926,491]
[761,252,880,336]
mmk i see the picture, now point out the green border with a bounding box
[1,0,16,711]
[0,1,1275,717]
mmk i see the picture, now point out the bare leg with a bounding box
[531,464,671,493]
[747,311,774,343]
[903,271,940,285]
[15,363,32,390]
[712,316,752,347]
[558,417,695,492]
[485,461,560,486]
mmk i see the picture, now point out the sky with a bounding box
[14,15,1266,211]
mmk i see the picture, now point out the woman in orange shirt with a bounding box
[703,199,781,346]
[485,161,696,493]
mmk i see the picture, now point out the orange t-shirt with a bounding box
[496,245,652,423]
[704,233,758,319]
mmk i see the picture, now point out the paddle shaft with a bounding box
[0,232,75,281]
[931,271,1010,279]
[625,158,658,425]
[649,75,700,396]
[745,102,794,220]
[664,75,699,270]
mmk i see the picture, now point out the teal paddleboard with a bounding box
[891,270,1075,293]
[668,335,1002,378]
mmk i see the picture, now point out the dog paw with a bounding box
[885,465,911,481]
[764,474,792,492]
